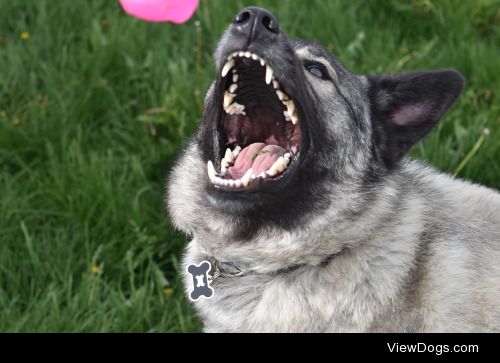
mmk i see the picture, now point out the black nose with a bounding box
[233,7,279,43]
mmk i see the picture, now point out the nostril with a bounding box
[234,10,251,24]
[233,7,280,39]
[262,15,279,33]
[262,16,271,29]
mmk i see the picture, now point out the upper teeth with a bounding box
[224,91,235,108]
[290,110,299,125]
[276,90,287,101]
[222,53,272,115]
[225,102,245,115]
[228,83,238,93]
[283,99,298,124]
[221,52,271,78]
[222,51,298,126]
[265,65,273,85]
[222,52,275,116]
[284,99,295,114]
[283,110,291,121]
[207,160,216,180]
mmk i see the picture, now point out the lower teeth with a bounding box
[208,146,292,188]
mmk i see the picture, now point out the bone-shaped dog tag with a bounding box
[186,261,214,301]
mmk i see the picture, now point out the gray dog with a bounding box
[167,7,500,332]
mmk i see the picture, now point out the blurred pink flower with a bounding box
[119,0,199,24]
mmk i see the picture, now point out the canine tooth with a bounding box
[251,54,258,60]
[241,168,253,187]
[207,161,216,180]
[244,51,251,58]
[224,91,236,108]
[233,145,241,157]
[265,65,273,85]
[260,58,265,66]
[229,84,238,93]
[222,59,235,77]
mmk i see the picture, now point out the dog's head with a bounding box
[168,8,464,268]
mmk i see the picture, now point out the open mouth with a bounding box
[207,51,302,190]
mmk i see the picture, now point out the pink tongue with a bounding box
[227,143,286,179]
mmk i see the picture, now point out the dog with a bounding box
[167,7,500,332]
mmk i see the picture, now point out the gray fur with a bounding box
[167,13,500,332]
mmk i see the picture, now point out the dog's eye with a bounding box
[305,63,328,80]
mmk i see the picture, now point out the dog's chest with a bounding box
[186,261,378,332]
[193,274,321,332]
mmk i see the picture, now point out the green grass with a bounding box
[0,0,498,332]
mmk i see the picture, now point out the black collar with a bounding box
[208,257,245,279]
[206,255,331,280]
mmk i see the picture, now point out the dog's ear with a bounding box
[368,70,464,167]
